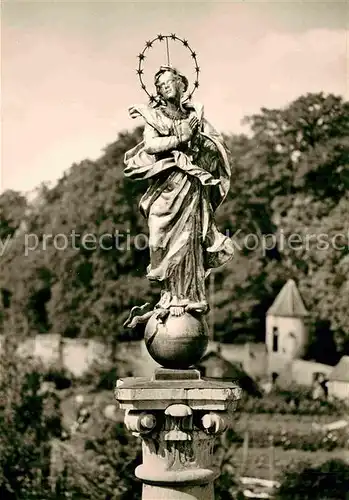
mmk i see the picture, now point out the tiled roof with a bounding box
[328,356,349,382]
[267,279,309,317]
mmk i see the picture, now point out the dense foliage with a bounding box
[50,422,142,500]
[239,386,345,416]
[0,93,348,364]
[0,337,62,499]
[275,459,349,499]
[229,427,348,453]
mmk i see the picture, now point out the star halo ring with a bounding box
[136,34,200,104]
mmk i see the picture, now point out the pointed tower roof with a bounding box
[267,279,309,317]
[328,356,349,382]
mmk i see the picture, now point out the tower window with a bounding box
[272,327,279,352]
[1,288,11,309]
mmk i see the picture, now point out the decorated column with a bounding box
[115,34,241,499]
[116,369,240,500]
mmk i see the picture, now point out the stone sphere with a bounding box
[144,311,208,369]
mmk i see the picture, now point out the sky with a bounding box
[1,0,348,195]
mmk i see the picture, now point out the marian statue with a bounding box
[124,36,234,336]
[115,38,241,500]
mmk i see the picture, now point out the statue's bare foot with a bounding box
[155,308,170,323]
[170,306,185,317]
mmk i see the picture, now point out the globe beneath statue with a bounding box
[144,311,209,369]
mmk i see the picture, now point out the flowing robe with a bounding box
[123,102,234,326]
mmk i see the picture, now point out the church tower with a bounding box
[266,279,309,360]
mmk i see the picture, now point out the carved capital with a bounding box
[164,403,193,441]
[201,412,228,435]
[124,409,157,436]
[116,374,242,494]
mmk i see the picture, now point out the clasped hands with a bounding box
[175,113,200,144]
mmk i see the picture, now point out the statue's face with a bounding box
[156,71,181,100]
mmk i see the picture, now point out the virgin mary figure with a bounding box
[124,66,234,328]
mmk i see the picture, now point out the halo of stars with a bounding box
[136,34,200,103]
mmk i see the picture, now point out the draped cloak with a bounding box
[123,102,234,327]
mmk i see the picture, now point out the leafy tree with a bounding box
[214,93,349,351]
[0,336,62,499]
[0,189,28,239]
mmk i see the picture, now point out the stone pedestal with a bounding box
[115,369,241,500]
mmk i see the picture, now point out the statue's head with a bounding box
[154,66,188,103]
